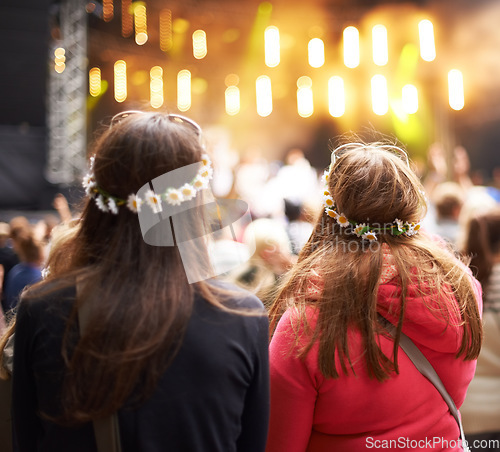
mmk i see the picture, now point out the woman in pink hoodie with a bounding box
[266,142,483,452]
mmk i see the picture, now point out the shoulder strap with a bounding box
[76,282,123,452]
[379,315,469,451]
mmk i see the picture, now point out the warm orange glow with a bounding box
[114,60,127,103]
[150,66,163,109]
[308,38,324,68]
[225,74,239,87]
[343,26,359,68]
[54,48,65,73]
[89,67,102,97]
[402,84,418,114]
[297,82,313,118]
[193,30,207,59]
[265,26,280,67]
[419,19,436,62]
[103,0,114,22]
[134,4,148,45]
[448,69,464,110]
[225,86,240,116]
[371,74,388,115]
[159,9,173,52]
[256,75,272,117]
[328,76,345,117]
[121,0,133,37]
[177,70,192,112]
[372,25,388,66]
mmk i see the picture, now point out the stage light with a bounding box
[225,86,240,116]
[193,30,207,59]
[256,75,272,117]
[372,25,388,66]
[328,76,345,117]
[54,48,66,73]
[297,77,313,118]
[402,84,418,114]
[448,69,464,111]
[160,9,173,52]
[150,66,163,109]
[114,60,127,103]
[134,3,148,45]
[371,74,388,115]
[265,26,280,67]
[308,38,325,68]
[121,0,133,37]
[177,70,191,112]
[103,0,113,22]
[418,19,435,62]
[89,67,102,97]
[343,26,359,68]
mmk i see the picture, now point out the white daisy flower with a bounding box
[325,208,338,219]
[165,188,184,206]
[127,194,142,213]
[336,213,350,228]
[362,231,378,242]
[145,189,163,213]
[354,223,367,237]
[323,195,335,208]
[89,155,95,171]
[192,175,210,190]
[201,153,211,167]
[394,218,404,232]
[180,183,197,201]
[107,197,119,215]
[198,166,213,181]
[405,222,421,236]
[82,174,97,196]
[95,195,109,212]
[320,169,330,186]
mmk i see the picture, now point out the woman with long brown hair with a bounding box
[266,143,483,452]
[10,112,270,452]
[460,209,500,451]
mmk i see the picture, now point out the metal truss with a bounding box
[46,0,87,185]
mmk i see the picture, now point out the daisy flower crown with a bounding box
[82,153,213,214]
[82,111,214,214]
[321,166,422,242]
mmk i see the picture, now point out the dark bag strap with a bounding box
[379,314,470,452]
[77,284,123,452]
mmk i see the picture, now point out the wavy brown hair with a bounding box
[23,112,249,424]
[268,142,483,382]
[464,208,500,294]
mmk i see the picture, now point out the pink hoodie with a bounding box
[266,246,482,452]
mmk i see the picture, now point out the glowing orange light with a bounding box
[134,4,148,45]
[159,9,173,52]
[193,30,207,59]
[121,0,133,37]
[448,69,464,110]
[114,60,127,103]
[103,0,114,22]
[89,67,102,97]
[177,70,191,112]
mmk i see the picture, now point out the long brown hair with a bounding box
[23,112,242,423]
[464,208,500,292]
[269,142,483,382]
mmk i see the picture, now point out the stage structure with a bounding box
[46,0,88,185]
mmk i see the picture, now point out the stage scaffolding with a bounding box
[46,0,87,185]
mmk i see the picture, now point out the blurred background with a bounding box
[1,0,500,211]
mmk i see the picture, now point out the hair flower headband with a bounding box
[82,153,213,214]
[322,166,421,242]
